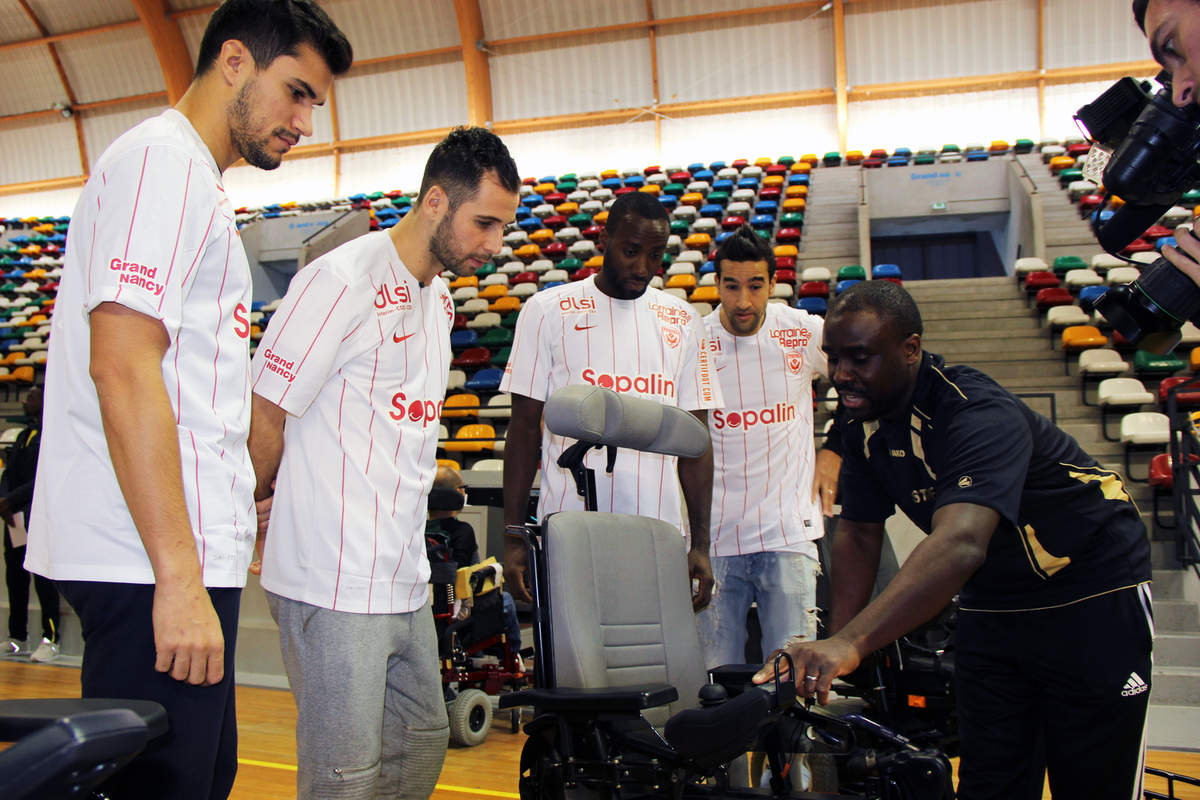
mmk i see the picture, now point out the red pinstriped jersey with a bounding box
[501,276,722,531]
[704,303,827,557]
[252,232,453,613]
[28,109,256,587]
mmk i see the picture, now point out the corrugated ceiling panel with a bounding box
[0,47,70,116]
[222,154,337,208]
[481,0,646,41]
[57,27,164,103]
[1044,0,1149,70]
[659,105,839,167]
[846,88,1040,153]
[178,12,211,66]
[308,103,335,145]
[501,120,658,182]
[336,58,467,140]
[25,0,135,33]
[491,32,653,121]
[0,117,79,184]
[0,184,81,218]
[0,0,42,44]
[654,0,799,16]
[326,0,458,62]
[657,11,833,105]
[846,0,1037,86]
[82,98,168,171]
[339,142,439,198]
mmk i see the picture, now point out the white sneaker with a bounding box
[30,638,58,663]
[1,638,27,657]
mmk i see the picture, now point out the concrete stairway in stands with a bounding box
[899,275,1200,746]
[1016,152,1105,264]
[800,165,862,273]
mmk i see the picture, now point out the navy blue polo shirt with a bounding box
[838,352,1151,611]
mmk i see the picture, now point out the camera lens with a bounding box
[1094,257,1200,353]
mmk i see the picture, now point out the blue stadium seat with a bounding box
[700,260,716,274]
[521,194,544,208]
[465,367,504,391]
[712,179,735,193]
[749,214,775,231]
[658,195,678,211]
[715,232,733,245]
[709,161,727,171]
[737,177,760,191]
[966,151,989,162]
[797,297,827,316]
[515,206,532,220]
[601,177,623,191]
[541,281,565,290]
[887,156,909,167]
[518,217,543,233]
[699,204,725,219]
[693,169,715,184]
[688,163,706,174]
[1157,236,1177,251]
[450,330,478,349]
[753,201,778,217]
[787,174,809,186]
[835,279,861,294]
[624,175,646,188]
[1079,285,1108,312]
[872,264,902,280]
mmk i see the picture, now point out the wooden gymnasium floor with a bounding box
[2,660,1197,799]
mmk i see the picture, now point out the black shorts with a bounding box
[954,584,1153,800]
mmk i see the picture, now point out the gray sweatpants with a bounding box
[267,592,449,799]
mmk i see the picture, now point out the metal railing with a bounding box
[1164,378,1200,578]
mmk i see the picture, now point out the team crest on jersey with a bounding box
[786,350,804,375]
[663,326,681,349]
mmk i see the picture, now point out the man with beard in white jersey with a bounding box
[501,191,723,611]
[247,127,520,800]
[25,3,351,798]
[698,225,842,671]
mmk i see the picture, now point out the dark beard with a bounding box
[428,212,476,276]
[228,82,282,170]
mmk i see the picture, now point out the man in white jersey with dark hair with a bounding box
[25,2,351,797]
[501,191,723,610]
[247,127,520,799]
[698,224,841,669]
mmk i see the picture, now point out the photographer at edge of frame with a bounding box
[1137,0,1200,283]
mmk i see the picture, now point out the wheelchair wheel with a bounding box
[449,689,492,747]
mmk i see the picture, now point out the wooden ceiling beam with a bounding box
[131,0,194,105]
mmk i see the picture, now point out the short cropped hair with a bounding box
[828,279,924,340]
[195,0,352,78]
[417,126,520,209]
[713,224,775,278]
[605,191,669,237]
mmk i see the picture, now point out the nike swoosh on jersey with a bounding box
[574,323,596,331]
[393,332,416,343]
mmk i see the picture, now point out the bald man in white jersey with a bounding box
[501,191,723,610]
[698,225,842,669]
[247,128,520,799]
[25,3,350,797]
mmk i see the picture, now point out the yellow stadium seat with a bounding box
[690,285,719,304]
[600,169,619,179]
[534,182,556,194]
[1048,156,1076,174]
[441,393,480,419]
[441,423,498,453]
[450,275,478,290]
[490,296,521,314]
[782,198,807,213]
[529,228,554,244]
[679,192,705,209]
[799,154,819,167]
[754,157,773,168]
[1191,346,1200,371]
[479,284,508,300]
[762,175,784,187]
[791,162,812,174]
[594,211,609,225]
[1061,325,1107,352]
[585,255,604,269]
[666,274,697,290]
[555,201,579,216]
[515,244,542,262]
[684,233,712,250]
[774,245,799,258]
[437,458,461,471]
[785,185,808,198]
[638,184,662,196]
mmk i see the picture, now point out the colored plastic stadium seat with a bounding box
[451,347,490,369]
[1158,376,1200,408]
[835,279,860,294]
[441,393,480,419]
[872,264,901,280]
[1078,349,1129,405]
[441,423,498,453]
[690,285,719,304]
[774,245,798,259]
[838,265,867,282]
[799,281,829,299]
[1035,287,1073,310]
[1024,271,1060,293]
[797,297,827,316]
[1134,349,1185,378]
[464,367,504,392]
[1120,411,1170,480]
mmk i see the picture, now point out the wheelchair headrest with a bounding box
[543,385,710,458]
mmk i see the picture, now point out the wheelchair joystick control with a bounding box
[697,684,728,707]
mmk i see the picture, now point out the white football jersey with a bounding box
[28,109,256,587]
[501,275,722,530]
[253,232,454,614]
[704,303,827,557]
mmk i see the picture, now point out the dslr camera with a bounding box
[1075,74,1200,353]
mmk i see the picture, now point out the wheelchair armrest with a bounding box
[498,684,679,713]
[0,699,169,742]
[707,663,764,696]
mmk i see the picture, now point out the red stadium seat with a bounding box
[1035,287,1074,310]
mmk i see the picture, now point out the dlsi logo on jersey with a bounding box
[374,283,412,315]
[559,296,595,314]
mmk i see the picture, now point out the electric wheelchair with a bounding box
[500,385,955,799]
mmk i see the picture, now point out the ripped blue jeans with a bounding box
[696,551,819,670]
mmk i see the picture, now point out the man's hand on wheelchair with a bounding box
[503,535,533,604]
[687,548,714,612]
[752,636,862,706]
